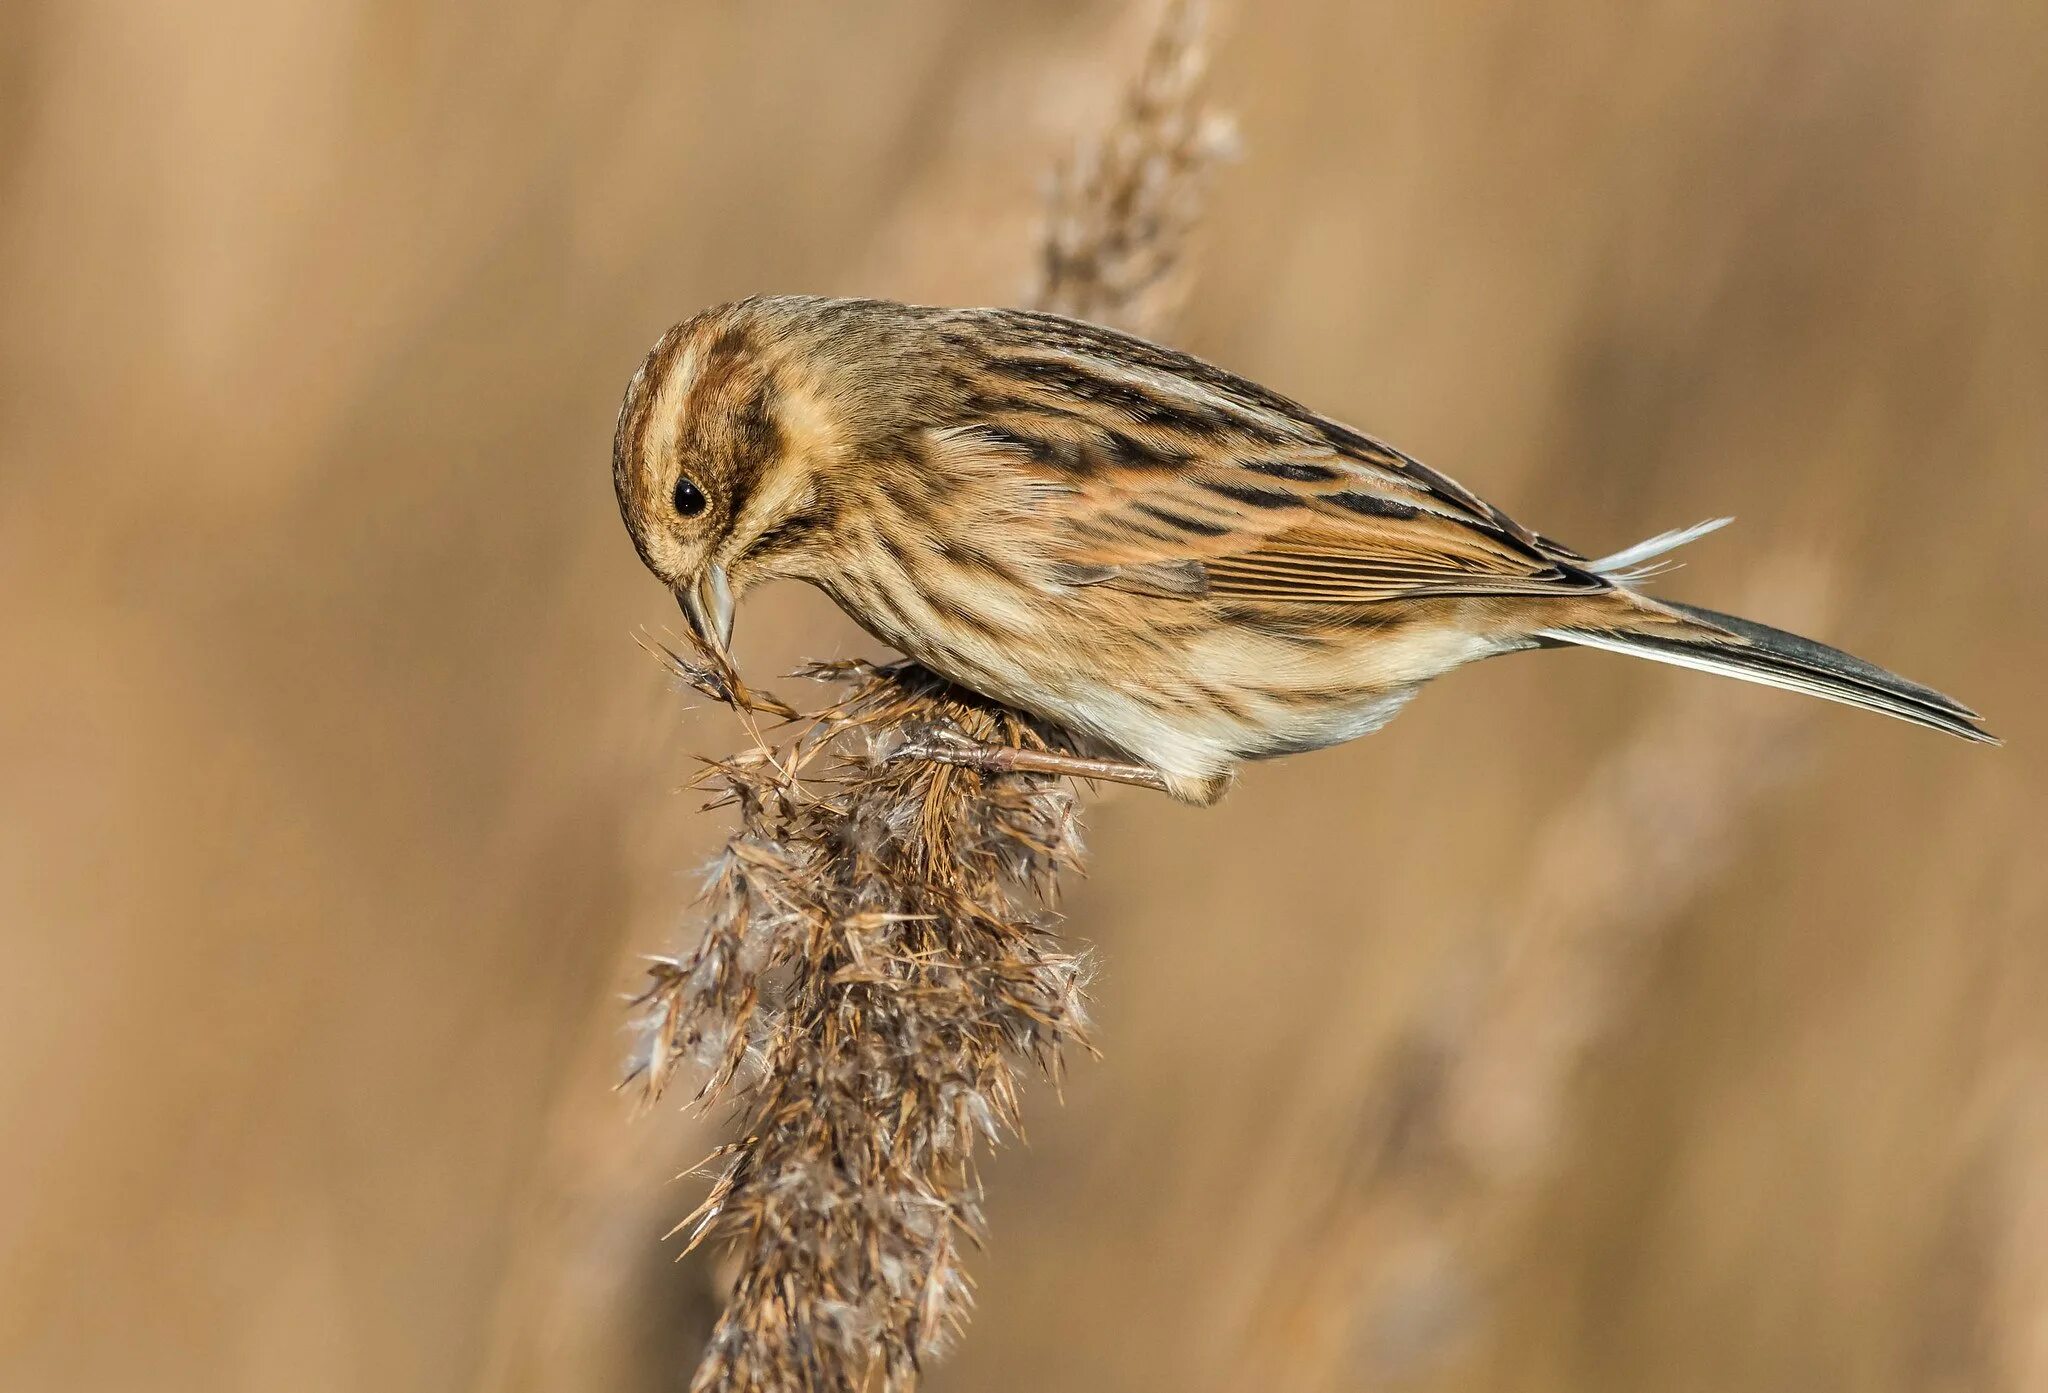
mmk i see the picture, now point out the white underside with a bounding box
[911,613,1511,792]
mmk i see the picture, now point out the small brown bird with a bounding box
[613,296,1993,803]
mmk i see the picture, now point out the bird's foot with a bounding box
[885,724,1172,796]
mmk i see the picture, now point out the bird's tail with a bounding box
[1539,598,1997,744]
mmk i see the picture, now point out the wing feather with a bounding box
[930,310,1609,608]
[1050,454,1603,606]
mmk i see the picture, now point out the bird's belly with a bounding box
[828,585,1239,781]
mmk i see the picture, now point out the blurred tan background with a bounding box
[3,2,2044,1390]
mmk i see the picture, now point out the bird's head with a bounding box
[612,297,897,660]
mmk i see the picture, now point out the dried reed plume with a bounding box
[631,5,1233,1389]
[631,661,1090,1391]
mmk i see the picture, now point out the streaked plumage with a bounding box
[613,295,1994,803]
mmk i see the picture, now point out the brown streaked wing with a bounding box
[1086,467,1607,604]
[936,418,1605,606]
[957,305,1593,567]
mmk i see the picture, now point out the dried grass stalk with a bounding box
[633,9,1234,1388]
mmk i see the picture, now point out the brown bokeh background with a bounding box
[3,2,2044,1390]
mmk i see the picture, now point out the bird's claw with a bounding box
[885,722,1001,770]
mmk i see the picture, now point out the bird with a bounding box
[612,295,1994,804]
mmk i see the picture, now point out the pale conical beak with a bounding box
[678,563,735,656]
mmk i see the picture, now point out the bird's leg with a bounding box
[888,725,1172,795]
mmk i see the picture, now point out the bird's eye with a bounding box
[672,477,707,518]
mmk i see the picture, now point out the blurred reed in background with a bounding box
[1,3,2043,1392]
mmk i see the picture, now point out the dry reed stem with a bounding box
[633,5,1233,1389]
[1226,560,1837,1390]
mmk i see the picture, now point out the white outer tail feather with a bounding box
[1587,517,1734,582]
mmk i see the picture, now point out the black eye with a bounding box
[671,477,707,518]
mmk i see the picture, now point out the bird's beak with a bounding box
[678,562,736,658]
